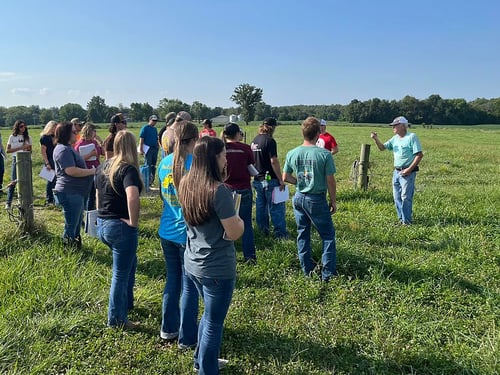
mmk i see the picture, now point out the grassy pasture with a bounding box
[0,123,499,374]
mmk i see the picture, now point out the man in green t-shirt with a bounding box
[283,117,337,282]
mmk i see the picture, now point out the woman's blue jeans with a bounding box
[160,238,199,346]
[292,192,337,281]
[6,156,17,205]
[188,273,235,375]
[232,188,256,260]
[97,218,138,326]
[0,153,4,191]
[392,170,416,224]
[56,191,85,240]
[252,178,288,239]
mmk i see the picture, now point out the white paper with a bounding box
[85,210,99,238]
[79,143,96,161]
[138,144,150,155]
[272,185,289,204]
[39,166,56,182]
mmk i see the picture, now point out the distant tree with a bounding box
[0,106,6,126]
[86,96,108,123]
[190,101,211,122]
[59,103,86,123]
[254,102,272,121]
[5,106,33,127]
[230,83,263,125]
[157,98,189,119]
[39,107,59,124]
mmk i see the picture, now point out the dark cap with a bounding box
[263,117,277,127]
[110,113,125,124]
[223,122,241,137]
[202,119,212,126]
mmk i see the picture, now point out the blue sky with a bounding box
[1,0,499,109]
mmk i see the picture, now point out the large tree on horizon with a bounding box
[230,83,263,125]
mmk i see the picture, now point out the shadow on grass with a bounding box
[223,326,477,374]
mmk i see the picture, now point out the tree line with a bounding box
[1,93,499,127]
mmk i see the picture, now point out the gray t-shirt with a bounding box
[53,144,93,196]
[184,184,237,279]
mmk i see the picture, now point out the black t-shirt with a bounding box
[40,135,55,167]
[95,161,142,219]
[250,133,279,180]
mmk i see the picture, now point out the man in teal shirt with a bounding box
[283,117,337,282]
[370,116,423,225]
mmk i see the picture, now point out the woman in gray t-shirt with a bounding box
[178,136,243,374]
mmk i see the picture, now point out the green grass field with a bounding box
[0,123,499,374]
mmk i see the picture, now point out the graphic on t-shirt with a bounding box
[161,172,180,206]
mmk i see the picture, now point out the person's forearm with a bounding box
[127,194,140,227]
[283,172,296,185]
[270,158,284,184]
[327,175,336,204]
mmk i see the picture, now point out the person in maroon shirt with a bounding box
[223,122,257,263]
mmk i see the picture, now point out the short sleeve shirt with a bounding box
[184,184,237,279]
[7,134,32,157]
[316,132,338,151]
[40,135,55,166]
[95,162,143,220]
[53,144,93,195]
[284,145,336,194]
[225,142,255,190]
[250,134,279,180]
[139,124,159,149]
[384,132,422,168]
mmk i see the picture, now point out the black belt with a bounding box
[395,166,419,172]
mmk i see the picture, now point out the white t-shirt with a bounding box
[7,134,32,156]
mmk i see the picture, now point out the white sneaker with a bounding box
[194,358,228,372]
[160,331,178,340]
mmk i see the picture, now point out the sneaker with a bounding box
[160,331,179,340]
[108,320,140,331]
[178,342,197,350]
[5,203,11,210]
[194,359,228,372]
[244,257,257,265]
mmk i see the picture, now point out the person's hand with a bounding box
[370,132,378,139]
[329,201,337,214]
[120,218,137,228]
[279,182,286,191]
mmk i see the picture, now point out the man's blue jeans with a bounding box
[292,192,337,281]
[160,238,199,346]
[392,170,416,225]
[0,152,4,191]
[188,274,235,375]
[232,188,256,260]
[56,191,85,240]
[145,147,159,183]
[252,178,288,239]
[97,218,138,326]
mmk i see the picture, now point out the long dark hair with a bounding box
[12,120,29,141]
[178,137,225,226]
[172,122,198,188]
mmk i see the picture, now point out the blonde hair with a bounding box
[104,130,144,193]
[40,120,58,136]
[173,122,198,188]
[81,123,96,141]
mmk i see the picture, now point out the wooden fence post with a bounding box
[357,144,371,190]
[16,151,34,233]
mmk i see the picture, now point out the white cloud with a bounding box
[11,87,37,96]
[39,88,51,96]
[0,72,17,81]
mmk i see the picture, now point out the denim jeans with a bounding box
[0,153,4,191]
[97,218,138,326]
[160,238,199,346]
[56,191,85,240]
[86,180,96,211]
[45,176,56,204]
[188,274,235,375]
[252,178,288,239]
[392,170,416,225]
[232,188,256,260]
[6,156,17,205]
[145,147,159,183]
[292,192,337,281]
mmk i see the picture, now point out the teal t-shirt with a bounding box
[284,145,336,194]
[158,153,192,244]
[384,132,422,168]
[139,124,159,149]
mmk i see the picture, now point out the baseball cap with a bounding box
[149,115,159,121]
[390,116,409,126]
[320,119,327,126]
[165,112,176,124]
[176,111,192,122]
[263,117,277,127]
[71,118,81,125]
